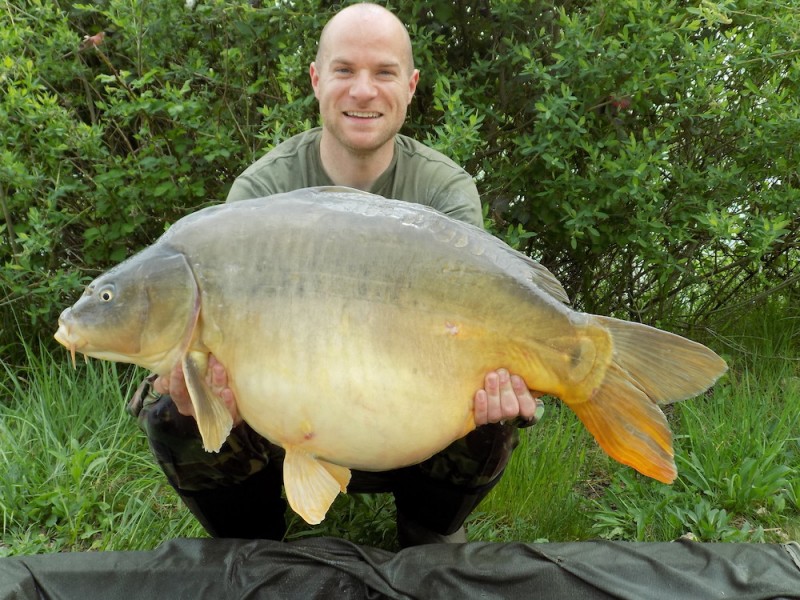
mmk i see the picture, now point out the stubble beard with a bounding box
[335,125,398,158]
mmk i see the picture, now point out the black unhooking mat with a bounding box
[1,537,799,599]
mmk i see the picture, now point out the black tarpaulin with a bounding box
[1,537,799,599]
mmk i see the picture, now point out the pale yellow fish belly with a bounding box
[234,368,476,471]
[202,297,526,471]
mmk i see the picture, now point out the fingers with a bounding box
[220,388,242,425]
[473,369,546,426]
[511,374,541,421]
[168,363,195,417]
[151,374,169,396]
[151,365,185,399]
[475,369,514,425]
[153,356,239,425]
[208,356,241,425]
[208,355,228,389]
[484,369,514,423]
[484,370,503,423]
[474,389,489,426]
[497,369,519,419]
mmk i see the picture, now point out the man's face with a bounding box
[310,16,419,157]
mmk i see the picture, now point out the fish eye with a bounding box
[98,285,115,302]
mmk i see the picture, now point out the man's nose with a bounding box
[350,71,378,100]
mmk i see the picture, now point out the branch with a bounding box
[0,185,21,259]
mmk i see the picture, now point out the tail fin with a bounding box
[571,364,677,482]
[595,316,728,404]
[569,317,727,483]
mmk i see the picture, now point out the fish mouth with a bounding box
[54,320,87,368]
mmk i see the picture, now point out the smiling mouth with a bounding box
[344,111,381,119]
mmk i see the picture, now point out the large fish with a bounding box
[55,187,727,524]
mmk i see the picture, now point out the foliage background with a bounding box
[2,0,798,351]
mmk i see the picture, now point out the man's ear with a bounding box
[407,69,420,104]
[310,62,321,99]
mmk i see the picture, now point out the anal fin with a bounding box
[284,447,351,525]
[182,351,234,453]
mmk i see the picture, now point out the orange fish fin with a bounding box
[318,459,352,491]
[182,351,233,453]
[283,447,351,525]
[595,316,727,404]
[569,364,676,483]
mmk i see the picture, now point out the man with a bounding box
[130,3,542,547]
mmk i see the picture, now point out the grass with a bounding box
[1,303,798,554]
[0,352,203,556]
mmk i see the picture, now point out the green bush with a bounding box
[2,0,798,356]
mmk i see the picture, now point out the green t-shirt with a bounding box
[225,128,483,228]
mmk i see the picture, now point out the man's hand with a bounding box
[152,355,241,425]
[474,369,544,426]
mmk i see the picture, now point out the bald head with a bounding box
[316,3,415,74]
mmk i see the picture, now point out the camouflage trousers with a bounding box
[128,374,526,537]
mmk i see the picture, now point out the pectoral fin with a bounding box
[283,446,351,525]
[182,351,233,453]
